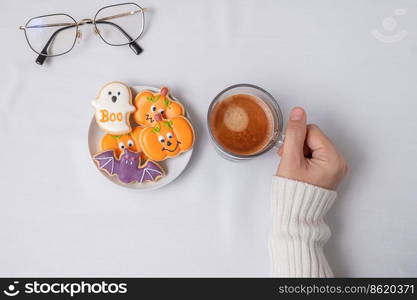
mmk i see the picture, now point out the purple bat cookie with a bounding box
[94,149,164,184]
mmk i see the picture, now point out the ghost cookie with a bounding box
[138,115,195,161]
[92,82,135,135]
[133,87,185,126]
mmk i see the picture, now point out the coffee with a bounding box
[209,94,273,156]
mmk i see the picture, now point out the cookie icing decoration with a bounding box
[92,82,135,135]
[100,126,147,160]
[138,116,195,161]
[94,149,165,184]
[133,87,184,126]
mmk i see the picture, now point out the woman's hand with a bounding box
[277,107,348,190]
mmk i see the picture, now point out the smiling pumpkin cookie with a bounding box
[138,115,195,161]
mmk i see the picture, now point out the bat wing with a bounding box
[137,160,164,183]
[94,150,119,176]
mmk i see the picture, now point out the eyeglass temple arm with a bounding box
[95,8,147,22]
[35,24,76,65]
[96,20,143,54]
[36,20,142,65]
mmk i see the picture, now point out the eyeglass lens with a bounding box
[95,3,144,46]
[25,14,77,56]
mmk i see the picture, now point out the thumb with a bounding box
[281,107,307,161]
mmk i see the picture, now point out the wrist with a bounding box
[271,176,337,224]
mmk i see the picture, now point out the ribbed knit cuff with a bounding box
[269,176,337,277]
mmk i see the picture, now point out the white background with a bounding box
[0,0,416,277]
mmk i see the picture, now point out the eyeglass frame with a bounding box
[19,2,147,65]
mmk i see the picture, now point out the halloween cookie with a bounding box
[94,149,165,185]
[139,116,195,161]
[92,82,135,135]
[100,126,147,160]
[133,87,184,126]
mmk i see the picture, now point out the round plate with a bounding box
[88,85,193,190]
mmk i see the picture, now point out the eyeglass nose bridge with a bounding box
[76,19,100,37]
[77,18,94,26]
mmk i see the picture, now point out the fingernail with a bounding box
[290,107,304,121]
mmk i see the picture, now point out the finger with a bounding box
[306,124,337,159]
[279,139,310,157]
[281,107,307,161]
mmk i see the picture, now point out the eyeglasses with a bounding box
[19,2,146,65]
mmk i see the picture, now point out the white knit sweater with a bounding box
[269,176,337,277]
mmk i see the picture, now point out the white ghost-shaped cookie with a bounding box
[92,82,135,135]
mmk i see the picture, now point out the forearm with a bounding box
[269,176,337,277]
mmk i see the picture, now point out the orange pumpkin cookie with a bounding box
[133,87,184,126]
[100,127,146,160]
[139,116,195,161]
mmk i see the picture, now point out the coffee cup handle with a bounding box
[274,133,285,150]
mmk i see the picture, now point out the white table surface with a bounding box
[1,0,416,277]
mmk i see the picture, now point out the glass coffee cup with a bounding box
[207,84,284,161]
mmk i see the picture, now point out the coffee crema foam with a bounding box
[223,105,249,132]
[210,94,274,155]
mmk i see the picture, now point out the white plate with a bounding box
[88,85,193,190]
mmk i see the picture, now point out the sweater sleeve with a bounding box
[269,176,337,277]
